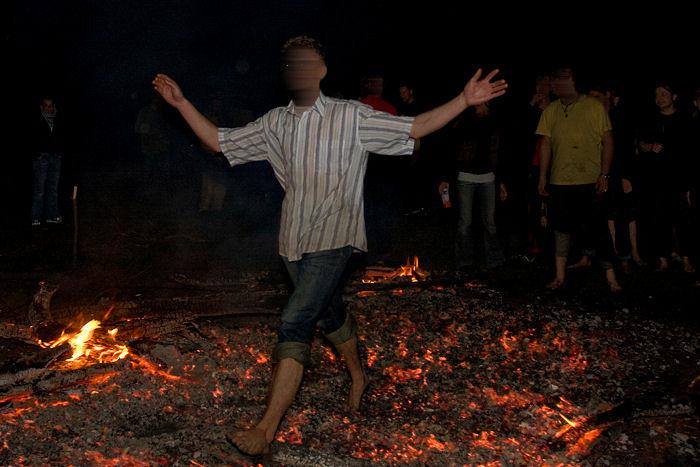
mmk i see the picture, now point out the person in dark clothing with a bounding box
[397,81,421,117]
[31,95,66,226]
[637,83,694,273]
[361,73,401,258]
[589,85,643,272]
[690,88,700,286]
[440,102,507,271]
[396,80,434,216]
[522,75,553,258]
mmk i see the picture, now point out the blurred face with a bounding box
[282,47,326,92]
[40,99,56,116]
[365,77,384,95]
[399,85,413,103]
[654,86,676,111]
[550,69,576,98]
[534,77,550,96]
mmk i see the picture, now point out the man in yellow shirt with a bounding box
[536,67,621,292]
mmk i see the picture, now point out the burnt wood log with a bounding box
[0,343,71,389]
[108,306,280,342]
[0,360,128,396]
[27,281,59,325]
[0,367,48,390]
[0,322,37,344]
[344,276,464,294]
[46,292,285,325]
[547,364,700,455]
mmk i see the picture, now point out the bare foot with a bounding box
[226,428,271,456]
[347,372,370,412]
[657,257,669,272]
[632,254,645,266]
[546,278,565,290]
[621,260,631,274]
[682,257,695,273]
[605,268,621,292]
[567,256,591,270]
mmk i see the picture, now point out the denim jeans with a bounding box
[456,180,504,268]
[31,152,62,222]
[274,246,355,366]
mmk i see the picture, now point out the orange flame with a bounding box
[361,256,425,284]
[38,320,129,369]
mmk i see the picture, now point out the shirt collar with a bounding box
[285,92,327,117]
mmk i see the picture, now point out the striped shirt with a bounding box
[218,93,415,261]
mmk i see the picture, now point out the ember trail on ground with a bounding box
[1,263,698,465]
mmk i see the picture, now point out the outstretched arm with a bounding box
[410,69,507,139]
[152,74,221,153]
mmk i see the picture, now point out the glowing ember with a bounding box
[129,354,182,381]
[384,365,423,382]
[356,290,377,297]
[566,426,605,457]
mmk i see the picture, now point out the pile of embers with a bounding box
[1,270,698,465]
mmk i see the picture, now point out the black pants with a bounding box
[549,184,615,268]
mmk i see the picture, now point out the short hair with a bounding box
[38,94,56,104]
[655,81,678,96]
[281,36,325,60]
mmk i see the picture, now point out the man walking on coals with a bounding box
[152,36,507,456]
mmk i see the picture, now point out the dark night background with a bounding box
[4,0,697,229]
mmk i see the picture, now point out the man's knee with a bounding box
[324,313,358,346]
[272,342,311,367]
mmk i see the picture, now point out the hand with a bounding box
[596,174,609,194]
[152,74,186,107]
[530,93,543,107]
[499,182,508,202]
[651,143,663,153]
[438,181,449,194]
[639,142,652,152]
[621,178,633,194]
[462,69,508,107]
[538,177,549,197]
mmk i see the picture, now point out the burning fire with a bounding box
[361,256,426,284]
[38,320,129,370]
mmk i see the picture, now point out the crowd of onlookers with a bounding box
[356,68,698,291]
[26,66,698,291]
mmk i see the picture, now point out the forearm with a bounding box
[410,94,467,139]
[538,137,552,181]
[601,131,613,174]
[175,99,221,152]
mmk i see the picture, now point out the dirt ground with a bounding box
[1,163,699,465]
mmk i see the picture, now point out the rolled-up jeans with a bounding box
[274,246,357,366]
